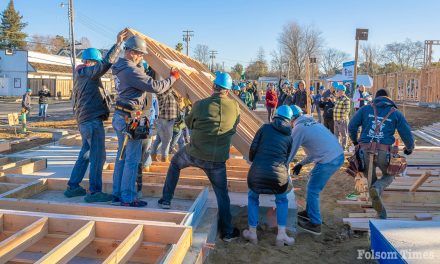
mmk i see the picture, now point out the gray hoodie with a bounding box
[288,115,343,165]
[112,58,176,108]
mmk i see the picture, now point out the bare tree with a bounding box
[77,36,91,49]
[381,39,424,71]
[358,44,382,75]
[28,34,69,54]
[270,48,284,75]
[230,63,243,80]
[193,44,210,66]
[320,48,350,76]
[278,21,323,79]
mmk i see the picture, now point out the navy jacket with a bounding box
[73,44,120,124]
[248,117,293,194]
[348,96,414,150]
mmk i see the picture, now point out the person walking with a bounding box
[348,89,414,219]
[111,34,179,207]
[333,84,351,149]
[159,72,241,242]
[265,83,278,123]
[288,105,344,235]
[242,105,295,246]
[64,30,128,202]
[38,85,51,121]
[20,88,32,133]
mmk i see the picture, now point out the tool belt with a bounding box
[359,142,391,153]
[115,103,149,140]
[346,145,365,177]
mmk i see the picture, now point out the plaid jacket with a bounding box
[333,95,351,121]
[157,89,179,120]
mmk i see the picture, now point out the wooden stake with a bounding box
[409,171,432,192]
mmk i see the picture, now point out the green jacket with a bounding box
[185,93,240,162]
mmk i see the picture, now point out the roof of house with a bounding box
[28,62,72,74]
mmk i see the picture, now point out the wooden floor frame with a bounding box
[0,156,47,176]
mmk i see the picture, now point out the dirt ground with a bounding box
[29,119,78,130]
[397,103,440,129]
[0,128,53,154]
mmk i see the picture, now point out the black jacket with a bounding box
[73,44,120,124]
[319,100,334,120]
[248,117,293,194]
[293,89,308,109]
[38,90,51,104]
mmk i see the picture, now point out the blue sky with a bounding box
[4,0,440,69]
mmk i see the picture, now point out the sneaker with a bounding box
[298,219,322,235]
[121,200,148,207]
[158,198,171,209]
[222,228,240,242]
[111,196,121,205]
[84,192,113,203]
[242,229,258,244]
[369,187,386,218]
[64,186,86,198]
[297,210,310,221]
[275,233,295,246]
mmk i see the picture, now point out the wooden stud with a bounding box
[0,217,48,263]
[35,220,95,264]
[102,225,143,264]
[409,171,432,192]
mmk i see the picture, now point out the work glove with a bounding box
[354,174,367,193]
[403,147,413,155]
[170,68,180,79]
[291,164,303,175]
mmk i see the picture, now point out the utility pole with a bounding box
[209,50,218,72]
[182,30,194,56]
[353,28,368,96]
[61,0,76,105]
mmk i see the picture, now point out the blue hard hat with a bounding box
[82,48,102,62]
[26,88,32,93]
[283,80,290,85]
[310,86,315,91]
[239,83,246,88]
[214,72,232,90]
[335,84,346,92]
[232,85,240,91]
[293,82,299,89]
[290,105,303,118]
[332,81,339,88]
[276,105,294,120]
[319,85,325,90]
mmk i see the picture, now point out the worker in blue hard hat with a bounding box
[243,105,295,246]
[287,104,344,235]
[312,85,324,123]
[232,84,241,96]
[160,71,241,242]
[65,29,130,203]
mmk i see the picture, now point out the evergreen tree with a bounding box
[0,0,28,49]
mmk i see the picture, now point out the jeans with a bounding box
[68,118,106,193]
[169,129,185,153]
[248,190,288,228]
[266,106,275,123]
[151,118,175,158]
[112,112,142,203]
[306,154,344,224]
[362,150,394,194]
[38,104,48,117]
[141,137,153,168]
[162,148,233,235]
[334,120,348,148]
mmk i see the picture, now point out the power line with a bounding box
[209,50,218,71]
[182,30,194,56]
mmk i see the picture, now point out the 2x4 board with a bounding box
[0,209,192,264]
[0,156,47,176]
[0,176,208,227]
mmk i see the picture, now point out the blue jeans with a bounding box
[112,112,142,203]
[151,118,175,158]
[162,148,233,236]
[169,129,185,153]
[68,118,106,193]
[141,137,153,168]
[248,190,288,228]
[306,154,344,224]
[38,104,48,117]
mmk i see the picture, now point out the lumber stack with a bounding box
[339,147,440,231]
[126,28,264,159]
[412,122,440,146]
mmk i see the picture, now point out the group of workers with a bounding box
[62,28,415,246]
[19,85,52,133]
[231,81,260,110]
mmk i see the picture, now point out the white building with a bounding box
[0,49,113,97]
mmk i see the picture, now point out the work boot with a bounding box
[243,227,258,244]
[64,186,86,198]
[158,198,171,209]
[369,187,386,219]
[84,192,113,203]
[121,200,148,208]
[298,219,322,235]
[297,210,310,221]
[276,226,295,246]
[151,154,160,162]
[111,196,121,206]
[161,156,170,163]
[222,228,240,242]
